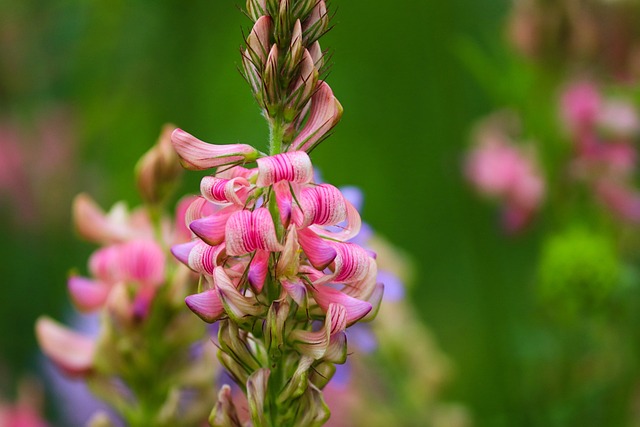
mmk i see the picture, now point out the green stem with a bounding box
[269,120,285,155]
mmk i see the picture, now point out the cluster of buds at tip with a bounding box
[171,132,383,425]
[242,0,342,152]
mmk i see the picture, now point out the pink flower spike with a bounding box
[170,240,198,267]
[67,276,110,312]
[171,128,259,171]
[35,317,95,377]
[256,151,313,187]
[311,286,372,326]
[190,205,241,246]
[248,249,270,293]
[290,81,343,153]
[201,176,251,206]
[297,228,337,270]
[119,240,166,287]
[225,208,283,256]
[294,183,347,228]
[185,290,225,323]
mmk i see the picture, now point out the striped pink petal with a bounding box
[248,249,270,293]
[243,16,273,94]
[294,183,347,228]
[341,259,378,301]
[215,267,263,321]
[287,50,318,111]
[361,282,384,322]
[171,128,259,171]
[297,228,336,270]
[311,286,371,326]
[256,151,313,187]
[184,196,218,229]
[324,331,347,364]
[190,205,241,246]
[35,317,95,377]
[200,176,251,206]
[290,82,343,152]
[185,290,225,323]
[310,198,361,242]
[67,276,110,312]
[225,208,283,256]
[188,241,224,275]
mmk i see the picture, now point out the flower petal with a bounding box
[200,176,251,206]
[215,267,263,321]
[190,205,241,246]
[290,81,343,152]
[248,249,270,293]
[310,198,362,242]
[188,241,224,275]
[72,194,129,244]
[281,279,307,306]
[67,276,110,312]
[185,290,225,323]
[225,208,283,256]
[310,286,372,326]
[297,228,336,270]
[294,183,347,228]
[171,128,259,171]
[170,240,198,267]
[35,317,95,376]
[256,151,313,187]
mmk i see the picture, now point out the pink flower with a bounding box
[560,81,601,134]
[35,317,95,377]
[465,132,545,232]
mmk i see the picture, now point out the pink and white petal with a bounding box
[295,184,347,228]
[190,205,241,246]
[88,246,121,284]
[35,317,95,376]
[290,82,343,153]
[253,207,284,252]
[248,249,270,293]
[67,276,110,312]
[256,152,313,187]
[360,282,384,322]
[225,210,255,256]
[341,258,378,301]
[215,267,263,320]
[185,290,225,323]
[297,228,336,270]
[321,242,371,285]
[171,128,259,171]
[310,286,372,326]
[170,240,198,267]
[281,279,307,306]
[247,16,273,63]
[188,241,224,275]
[201,176,251,206]
[310,198,362,242]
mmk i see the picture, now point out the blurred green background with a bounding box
[0,0,574,425]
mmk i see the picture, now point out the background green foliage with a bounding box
[8,0,626,425]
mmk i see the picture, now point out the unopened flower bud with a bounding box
[277,356,313,404]
[247,369,270,426]
[302,1,328,45]
[135,124,183,206]
[308,360,335,389]
[246,0,267,22]
[209,385,242,427]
